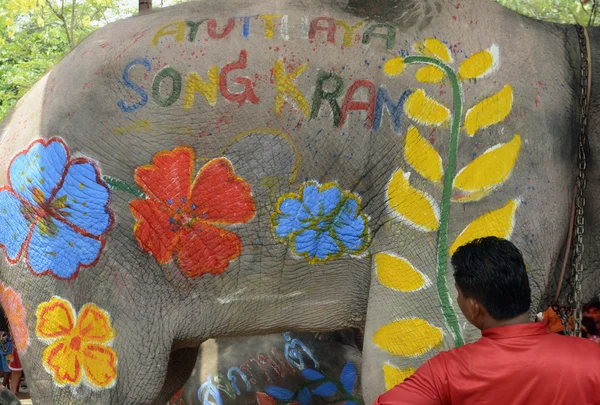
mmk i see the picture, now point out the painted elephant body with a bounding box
[0,0,597,404]
[167,331,361,405]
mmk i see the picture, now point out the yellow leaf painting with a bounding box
[383,363,416,390]
[415,38,451,62]
[449,199,519,255]
[458,45,499,80]
[464,85,513,136]
[374,318,443,357]
[384,57,405,77]
[404,126,444,183]
[404,89,450,127]
[415,65,445,83]
[453,134,521,200]
[375,253,430,292]
[387,170,440,232]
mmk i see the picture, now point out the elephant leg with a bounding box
[151,345,200,405]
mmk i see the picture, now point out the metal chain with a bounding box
[558,25,589,337]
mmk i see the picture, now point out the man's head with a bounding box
[584,302,600,324]
[451,237,531,330]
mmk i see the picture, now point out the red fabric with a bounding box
[373,323,600,405]
[8,349,21,371]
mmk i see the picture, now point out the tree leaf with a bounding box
[415,65,445,83]
[404,126,443,183]
[458,45,499,80]
[373,318,443,357]
[414,38,451,62]
[449,199,519,255]
[340,362,357,393]
[383,363,416,390]
[464,85,513,136]
[312,382,337,397]
[453,134,521,201]
[375,253,430,292]
[404,89,450,127]
[387,170,440,232]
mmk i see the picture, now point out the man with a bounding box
[585,301,600,331]
[373,237,600,405]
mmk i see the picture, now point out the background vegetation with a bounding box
[0,0,597,122]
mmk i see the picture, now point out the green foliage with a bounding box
[494,0,599,26]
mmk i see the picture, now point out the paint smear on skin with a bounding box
[414,38,451,63]
[415,65,445,83]
[464,84,513,136]
[383,363,416,390]
[453,134,521,199]
[383,57,404,76]
[449,199,519,255]
[404,126,443,183]
[280,15,290,41]
[273,60,310,117]
[404,89,450,127]
[300,16,309,39]
[458,44,499,80]
[373,318,443,357]
[387,170,440,232]
[375,253,430,292]
[112,120,152,136]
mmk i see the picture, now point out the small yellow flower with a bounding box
[5,18,14,27]
[81,15,91,28]
[36,297,118,389]
[384,57,405,77]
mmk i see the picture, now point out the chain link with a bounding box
[558,25,589,337]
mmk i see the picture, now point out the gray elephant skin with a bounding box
[0,0,599,404]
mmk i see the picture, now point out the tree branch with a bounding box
[70,0,75,48]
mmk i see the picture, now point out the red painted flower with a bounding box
[129,148,256,277]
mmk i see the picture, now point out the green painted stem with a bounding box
[404,56,465,347]
[102,175,145,199]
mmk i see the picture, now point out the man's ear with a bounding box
[467,298,484,327]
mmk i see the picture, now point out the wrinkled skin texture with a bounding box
[0,0,598,404]
[168,331,361,405]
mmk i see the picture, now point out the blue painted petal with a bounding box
[301,369,324,381]
[312,382,337,397]
[27,219,102,278]
[332,199,367,253]
[301,184,320,216]
[9,140,68,206]
[344,402,356,405]
[265,386,294,401]
[52,160,111,237]
[340,362,357,393]
[0,190,30,261]
[316,185,342,216]
[274,197,311,238]
[298,387,311,405]
[294,229,340,261]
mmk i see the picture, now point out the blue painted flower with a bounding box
[272,181,370,263]
[0,138,113,279]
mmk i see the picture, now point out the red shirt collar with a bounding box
[481,322,548,339]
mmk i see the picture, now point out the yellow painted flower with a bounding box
[415,38,451,63]
[458,45,498,80]
[383,363,416,390]
[404,89,450,127]
[36,297,117,389]
[415,65,445,83]
[384,57,405,77]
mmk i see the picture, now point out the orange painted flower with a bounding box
[0,283,29,353]
[36,297,117,389]
[129,148,256,277]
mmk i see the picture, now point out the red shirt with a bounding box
[373,323,600,405]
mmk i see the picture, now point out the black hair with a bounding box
[451,237,531,320]
[582,317,599,336]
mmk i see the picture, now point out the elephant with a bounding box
[166,331,362,405]
[0,0,599,404]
